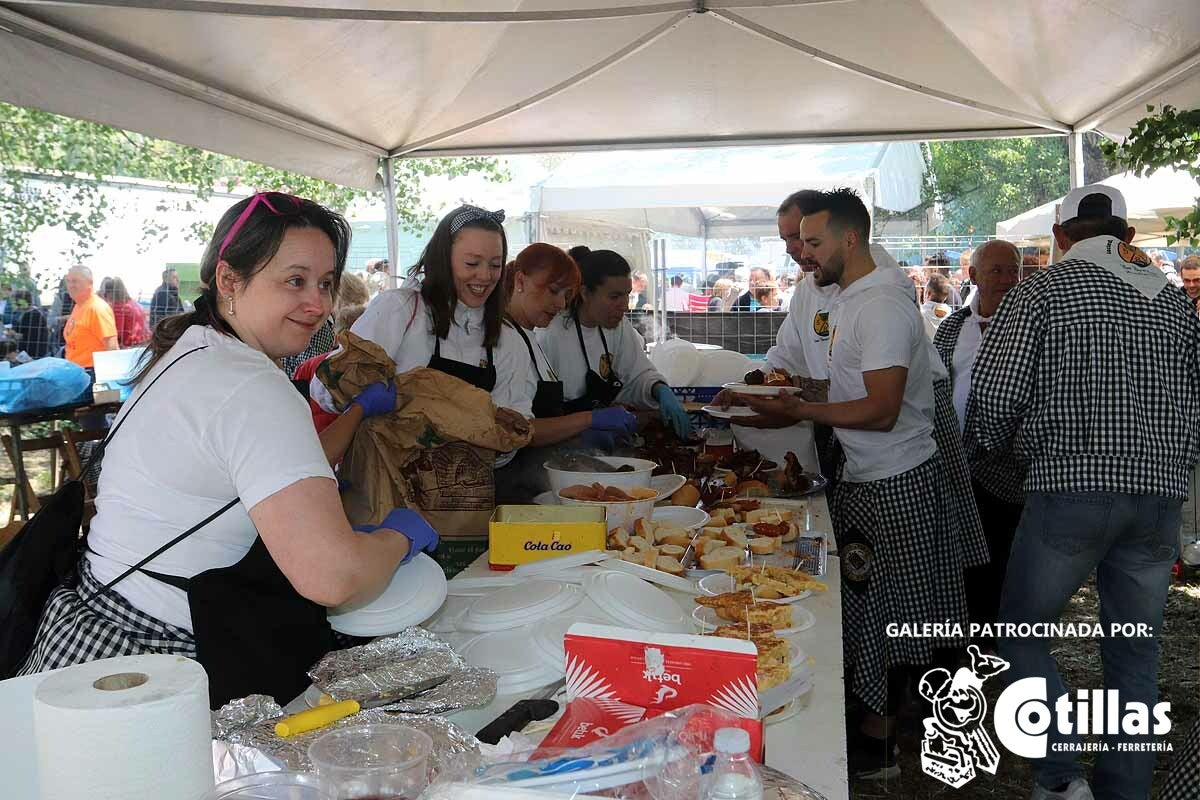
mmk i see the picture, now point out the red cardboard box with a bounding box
[537,623,763,759]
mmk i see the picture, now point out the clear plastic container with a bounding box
[702,728,764,800]
[203,771,335,799]
[307,724,433,800]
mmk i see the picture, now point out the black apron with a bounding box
[146,539,337,709]
[422,336,497,572]
[511,324,564,419]
[495,324,565,505]
[428,336,496,392]
[562,317,623,413]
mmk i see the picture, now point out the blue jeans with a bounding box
[998,491,1180,800]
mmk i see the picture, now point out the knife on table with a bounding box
[275,674,450,737]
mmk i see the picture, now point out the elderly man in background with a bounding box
[63,265,118,369]
[933,240,1025,645]
[1179,254,1200,313]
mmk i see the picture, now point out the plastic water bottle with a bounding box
[702,727,763,800]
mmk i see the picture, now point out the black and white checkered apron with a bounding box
[932,378,990,569]
[15,556,196,676]
[832,453,971,716]
[1160,719,1199,800]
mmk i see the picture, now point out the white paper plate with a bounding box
[446,575,524,595]
[759,664,815,718]
[721,382,800,396]
[691,603,816,635]
[584,570,688,632]
[649,474,687,499]
[650,506,709,530]
[603,557,700,596]
[460,580,583,633]
[460,627,562,694]
[763,690,809,725]
[327,553,447,637]
[533,490,559,505]
[696,572,811,603]
[513,550,609,577]
[701,405,758,420]
[530,598,608,674]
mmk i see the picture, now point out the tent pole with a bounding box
[382,156,400,289]
[1067,131,1084,189]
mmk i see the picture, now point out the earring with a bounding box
[224,295,235,317]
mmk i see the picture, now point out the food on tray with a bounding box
[699,545,744,572]
[717,526,748,548]
[545,453,629,473]
[670,483,701,507]
[696,590,756,610]
[746,507,794,524]
[765,369,792,388]
[561,483,658,502]
[658,543,686,558]
[699,590,794,628]
[716,449,778,481]
[713,622,778,639]
[656,556,685,575]
[751,521,790,538]
[758,661,791,691]
[748,536,779,555]
[608,519,692,579]
[736,479,770,497]
[744,368,765,385]
[730,564,827,596]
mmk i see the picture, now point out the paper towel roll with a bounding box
[34,654,214,800]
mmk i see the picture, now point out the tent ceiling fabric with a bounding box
[1,0,1198,188]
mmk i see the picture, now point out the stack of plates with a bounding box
[460,627,563,695]
[459,580,583,633]
[326,554,447,637]
[583,570,688,633]
[529,597,608,673]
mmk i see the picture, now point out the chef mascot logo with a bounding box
[918,645,1009,788]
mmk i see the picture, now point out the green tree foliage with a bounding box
[0,101,507,288]
[1101,105,1200,246]
[923,137,1069,236]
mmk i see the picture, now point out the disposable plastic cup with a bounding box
[203,771,335,799]
[308,725,433,800]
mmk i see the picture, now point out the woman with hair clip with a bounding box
[538,246,692,441]
[496,244,637,501]
[15,192,437,708]
[309,205,530,432]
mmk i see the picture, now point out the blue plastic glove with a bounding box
[590,406,638,436]
[351,381,396,418]
[577,428,617,452]
[354,508,439,564]
[654,383,692,439]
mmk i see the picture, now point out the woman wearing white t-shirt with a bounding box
[16,193,437,707]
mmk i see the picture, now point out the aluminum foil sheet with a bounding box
[307,627,497,714]
[214,700,480,774]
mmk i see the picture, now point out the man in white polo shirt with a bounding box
[732,188,975,780]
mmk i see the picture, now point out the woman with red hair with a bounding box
[497,243,636,502]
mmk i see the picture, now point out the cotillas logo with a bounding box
[993,680,1171,759]
[918,645,1009,788]
[920,646,1174,788]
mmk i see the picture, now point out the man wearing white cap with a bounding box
[971,184,1200,800]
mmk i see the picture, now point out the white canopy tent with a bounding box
[528,141,926,240]
[996,168,1200,246]
[2,0,1199,268]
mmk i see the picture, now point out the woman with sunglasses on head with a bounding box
[14,193,436,708]
[496,244,638,502]
[538,247,692,441]
[309,205,530,436]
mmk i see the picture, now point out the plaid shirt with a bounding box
[970,241,1200,499]
[933,307,1026,505]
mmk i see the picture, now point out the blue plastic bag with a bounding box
[0,358,92,414]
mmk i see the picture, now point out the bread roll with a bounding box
[781,521,800,543]
[671,483,701,507]
[658,533,693,548]
[628,535,651,551]
[658,544,686,558]
[642,546,659,568]
[746,508,792,524]
[609,529,631,549]
[656,556,684,575]
[736,480,770,498]
[654,526,688,544]
[693,536,716,556]
[719,527,748,548]
[748,536,779,555]
[634,518,654,539]
[700,545,744,572]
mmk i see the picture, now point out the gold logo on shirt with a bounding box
[813,311,830,338]
[1117,242,1151,267]
[599,353,615,381]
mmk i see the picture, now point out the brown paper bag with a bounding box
[318,332,532,570]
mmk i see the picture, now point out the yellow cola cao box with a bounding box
[488,505,607,568]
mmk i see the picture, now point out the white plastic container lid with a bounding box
[460,580,583,632]
[512,550,609,577]
[584,571,688,632]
